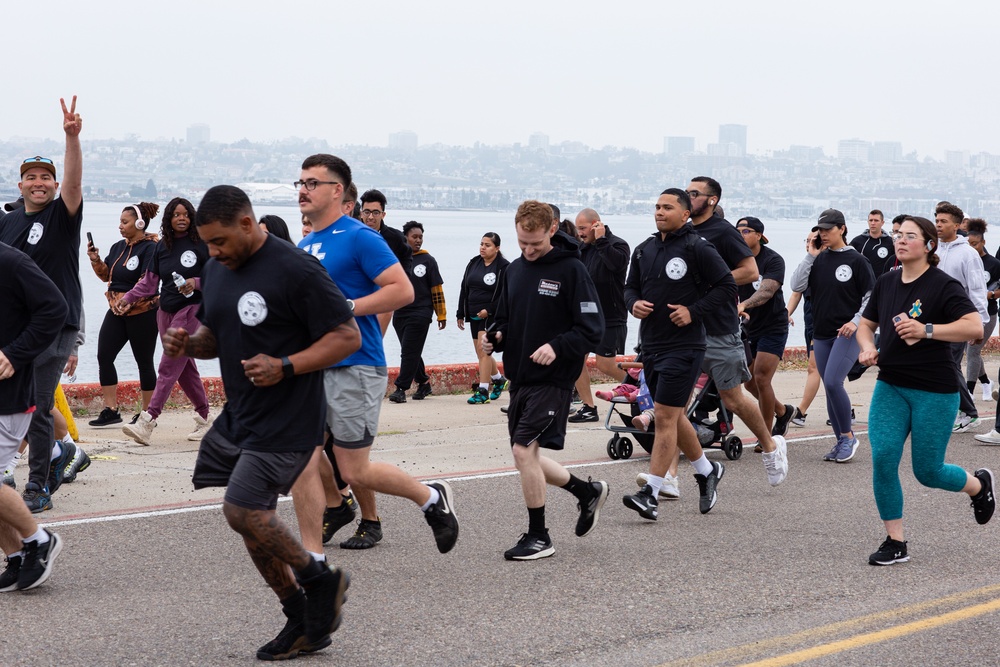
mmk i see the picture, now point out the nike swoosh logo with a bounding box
[331,229,347,234]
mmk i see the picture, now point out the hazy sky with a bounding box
[8,0,999,159]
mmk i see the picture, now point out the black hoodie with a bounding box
[492,231,604,389]
[624,222,735,355]
[579,226,630,325]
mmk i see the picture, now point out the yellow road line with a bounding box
[738,596,1000,666]
[659,583,1000,667]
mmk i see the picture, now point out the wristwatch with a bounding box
[925,323,934,339]
[281,356,294,379]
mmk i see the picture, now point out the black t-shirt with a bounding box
[197,235,353,452]
[808,248,875,339]
[863,267,976,393]
[397,250,443,320]
[624,225,735,355]
[104,237,158,293]
[464,257,504,317]
[692,214,752,336]
[850,233,895,276]
[150,235,210,313]
[738,245,788,339]
[979,253,1000,317]
[0,197,83,330]
[379,224,412,275]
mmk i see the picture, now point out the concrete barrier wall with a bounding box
[62,339,1000,413]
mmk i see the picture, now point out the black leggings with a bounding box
[97,308,158,390]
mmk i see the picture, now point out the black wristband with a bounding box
[281,356,294,379]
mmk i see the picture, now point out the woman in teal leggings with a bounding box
[857,215,995,566]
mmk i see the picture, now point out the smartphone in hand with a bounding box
[892,312,917,346]
[86,231,94,248]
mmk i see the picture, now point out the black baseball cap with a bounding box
[816,209,846,229]
[736,216,768,244]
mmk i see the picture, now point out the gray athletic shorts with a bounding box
[702,333,751,391]
[324,365,387,449]
[0,412,32,472]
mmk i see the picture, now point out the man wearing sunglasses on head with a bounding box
[0,96,89,514]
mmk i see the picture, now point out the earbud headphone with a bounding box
[130,204,146,230]
[926,239,934,252]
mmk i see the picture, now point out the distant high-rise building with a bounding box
[786,145,826,162]
[665,136,695,156]
[187,123,210,144]
[945,150,970,169]
[718,124,747,157]
[838,139,872,163]
[529,132,550,150]
[389,131,418,151]
[872,141,903,164]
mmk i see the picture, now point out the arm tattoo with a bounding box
[185,326,219,359]
[741,279,780,310]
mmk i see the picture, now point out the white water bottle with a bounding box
[172,272,193,298]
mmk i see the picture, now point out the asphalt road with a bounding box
[4,370,1000,666]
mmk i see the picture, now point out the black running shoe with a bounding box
[21,482,52,514]
[63,446,91,484]
[424,481,459,553]
[0,555,22,592]
[490,376,509,401]
[413,383,432,400]
[388,388,406,403]
[568,405,599,423]
[322,493,357,544]
[622,485,659,520]
[47,441,75,495]
[772,403,794,437]
[575,479,608,537]
[972,468,996,525]
[89,407,122,427]
[868,536,909,566]
[297,564,350,644]
[339,518,383,550]
[694,461,725,514]
[504,533,554,561]
[256,617,330,661]
[17,529,62,590]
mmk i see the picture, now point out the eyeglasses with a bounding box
[360,209,383,218]
[685,190,708,199]
[293,179,341,191]
[891,232,921,242]
[738,228,756,235]
[23,156,54,166]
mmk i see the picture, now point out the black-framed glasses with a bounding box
[685,190,708,199]
[293,179,341,191]
[360,209,383,218]
[23,156,54,166]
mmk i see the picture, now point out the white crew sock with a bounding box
[23,528,48,545]
[62,434,76,447]
[308,551,325,562]
[420,485,440,512]
[690,455,713,477]
[479,382,489,391]
[50,442,62,461]
[644,474,664,497]
[491,372,502,381]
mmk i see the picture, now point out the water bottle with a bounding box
[172,272,193,298]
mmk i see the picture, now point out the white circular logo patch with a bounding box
[666,257,688,280]
[483,272,497,286]
[835,264,853,282]
[126,256,140,271]
[180,250,198,268]
[27,222,43,245]
[414,264,427,278]
[752,275,762,291]
[238,291,268,326]
[985,270,992,284]
[877,246,889,259]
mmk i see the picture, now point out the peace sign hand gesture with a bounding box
[61,95,82,136]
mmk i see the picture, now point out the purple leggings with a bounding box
[148,304,209,420]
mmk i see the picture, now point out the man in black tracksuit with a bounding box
[482,200,608,561]
[568,208,631,423]
[621,189,737,520]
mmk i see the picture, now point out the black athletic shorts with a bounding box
[507,384,572,450]
[595,323,627,357]
[642,348,706,408]
[468,318,487,340]
[192,426,313,511]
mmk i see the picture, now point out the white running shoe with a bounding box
[635,472,680,500]
[975,429,1000,445]
[954,413,981,434]
[122,410,156,445]
[984,382,994,402]
[762,435,788,486]
[187,414,211,441]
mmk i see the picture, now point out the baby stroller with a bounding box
[600,363,744,461]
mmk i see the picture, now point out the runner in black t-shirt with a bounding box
[735,218,794,439]
[791,209,875,463]
[162,185,361,659]
[388,221,447,402]
[0,97,88,512]
[857,215,994,566]
[360,189,413,337]
[121,198,212,445]
[964,219,1000,406]
[849,209,895,276]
